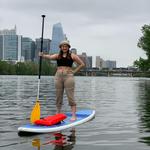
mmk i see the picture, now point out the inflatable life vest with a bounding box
[34,113,67,126]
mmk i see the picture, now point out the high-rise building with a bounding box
[22,37,35,61]
[105,60,116,69]
[71,48,77,54]
[34,38,51,61]
[50,23,65,54]
[87,56,92,68]
[31,42,36,61]
[3,35,18,61]
[78,52,92,68]
[96,56,104,69]
[96,56,117,70]
[0,26,22,61]
[0,25,16,35]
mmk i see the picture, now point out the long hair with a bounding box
[58,50,72,59]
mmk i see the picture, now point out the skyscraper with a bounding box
[78,52,92,68]
[87,56,92,68]
[22,37,35,61]
[0,26,22,61]
[50,23,65,54]
[34,38,51,61]
[96,56,104,69]
[0,25,16,35]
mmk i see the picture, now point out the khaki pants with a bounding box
[54,71,76,109]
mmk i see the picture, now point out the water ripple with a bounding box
[0,76,150,149]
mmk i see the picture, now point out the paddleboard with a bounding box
[18,109,95,134]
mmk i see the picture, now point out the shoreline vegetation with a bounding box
[132,72,150,78]
[0,60,56,76]
[0,24,150,77]
[0,60,150,77]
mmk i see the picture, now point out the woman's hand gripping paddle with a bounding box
[30,15,46,124]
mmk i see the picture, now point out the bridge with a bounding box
[79,68,142,77]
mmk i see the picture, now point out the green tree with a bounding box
[8,63,16,75]
[0,60,56,75]
[15,62,27,75]
[134,24,150,71]
[25,61,38,75]
[41,60,56,75]
[0,60,10,74]
[134,57,150,71]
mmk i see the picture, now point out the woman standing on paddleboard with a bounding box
[39,40,85,121]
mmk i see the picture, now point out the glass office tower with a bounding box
[22,37,35,61]
[3,34,18,61]
[34,38,51,61]
[50,23,65,54]
[0,26,21,61]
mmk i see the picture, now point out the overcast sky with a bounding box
[0,0,150,67]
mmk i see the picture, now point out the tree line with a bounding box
[0,24,150,76]
[0,60,56,75]
[134,24,150,72]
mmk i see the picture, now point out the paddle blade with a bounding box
[30,100,40,124]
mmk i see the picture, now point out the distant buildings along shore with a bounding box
[0,25,117,70]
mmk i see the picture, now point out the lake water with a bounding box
[0,75,150,150]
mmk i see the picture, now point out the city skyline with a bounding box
[0,0,149,67]
[0,25,117,69]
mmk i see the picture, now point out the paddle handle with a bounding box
[39,15,45,79]
[37,15,45,99]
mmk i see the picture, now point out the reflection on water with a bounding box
[1,76,150,150]
[32,129,76,150]
[137,79,150,145]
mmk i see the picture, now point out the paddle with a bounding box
[30,15,46,124]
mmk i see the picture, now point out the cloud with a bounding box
[0,0,150,67]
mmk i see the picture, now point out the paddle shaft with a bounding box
[37,15,46,99]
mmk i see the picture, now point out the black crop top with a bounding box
[57,54,74,67]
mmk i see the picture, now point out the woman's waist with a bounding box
[56,66,73,75]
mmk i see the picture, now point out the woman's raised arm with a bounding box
[39,52,58,60]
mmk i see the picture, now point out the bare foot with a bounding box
[70,116,77,121]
